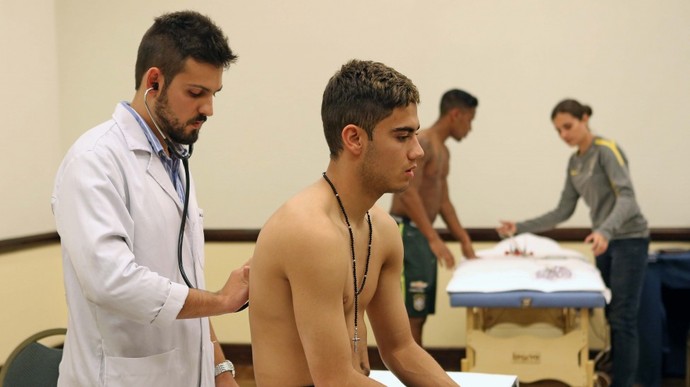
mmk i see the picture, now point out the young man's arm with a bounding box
[367,212,458,386]
[398,192,455,266]
[438,178,476,259]
[393,138,455,268]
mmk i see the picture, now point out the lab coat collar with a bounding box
[112,103,184,210]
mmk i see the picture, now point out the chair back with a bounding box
[0,328,67,387]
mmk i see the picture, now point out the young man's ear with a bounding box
[341,124,365,156]
[452,107,465,121]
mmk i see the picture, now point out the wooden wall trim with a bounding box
[201,228,690,243]
[0,232,59,253]
[1,228,688,253]
[204,229,260,242]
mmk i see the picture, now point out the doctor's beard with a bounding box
[154,92,206,145]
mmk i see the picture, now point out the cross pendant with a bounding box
[352,328,360,352]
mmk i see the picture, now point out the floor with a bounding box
[233,364,686,386]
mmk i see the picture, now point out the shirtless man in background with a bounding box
[389,89,478,345]
[249,60,458,386]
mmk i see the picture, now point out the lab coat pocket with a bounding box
[104,348,182,386]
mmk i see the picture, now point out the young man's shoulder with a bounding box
[370,206,404,248]
[258,185,339,246]
[254,187,356,286]
[370,205,396,227]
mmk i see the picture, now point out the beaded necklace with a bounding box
[322,172,372,352]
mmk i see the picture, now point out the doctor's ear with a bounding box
[341,124,365,155]
[144,68,164,93]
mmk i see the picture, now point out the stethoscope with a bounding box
[144,83,196,288]
[144,84,249,312]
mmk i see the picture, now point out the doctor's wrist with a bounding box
[223,292,249,313]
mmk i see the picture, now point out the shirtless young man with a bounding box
[249,60,457,386]
[389,89,478,345]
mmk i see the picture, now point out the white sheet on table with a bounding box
[369,370,518,387]
[477,232,585,260]
[447,234,611,301]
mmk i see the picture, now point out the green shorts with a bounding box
[395,216,437,318]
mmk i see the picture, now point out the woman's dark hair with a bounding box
[551,99,593,120]
[134,11,237,89]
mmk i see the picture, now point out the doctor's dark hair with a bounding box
[551,99,593,120]
[439,89,478,116]
[134,10,237,89]
[321,59,420,159]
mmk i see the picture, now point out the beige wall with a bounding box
[2,0,689,368]
[0,245,68,361]
[2,0,690,242]
[0,0,61,239]
[4,240,689,363]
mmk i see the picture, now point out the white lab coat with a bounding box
[51,103,214,386]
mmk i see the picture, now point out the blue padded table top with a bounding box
[449,290,607,308]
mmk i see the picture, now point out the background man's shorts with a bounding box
[395,217,437,318]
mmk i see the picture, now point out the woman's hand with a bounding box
[585,231,609,256]
[496,220,516,238]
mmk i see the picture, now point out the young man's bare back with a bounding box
[390,130,449,223]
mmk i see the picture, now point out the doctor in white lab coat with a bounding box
[51,11,248,387]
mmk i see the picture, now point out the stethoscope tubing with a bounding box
[144,86,248,310]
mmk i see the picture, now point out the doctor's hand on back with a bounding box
[177,259,251,319]
[221,259,251,312]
